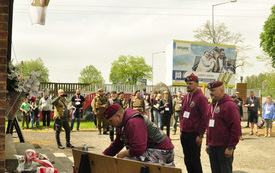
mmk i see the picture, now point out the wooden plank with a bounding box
[72,149,182,173]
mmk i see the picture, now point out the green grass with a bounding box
[5,120,97,130]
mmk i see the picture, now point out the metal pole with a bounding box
[212,5,215,44]
[211,0,237,44]
[152,53,154,85]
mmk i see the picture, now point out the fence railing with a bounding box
[39,82,261,99]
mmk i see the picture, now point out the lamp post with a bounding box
[212,0,237,44]
[152,51,165,85]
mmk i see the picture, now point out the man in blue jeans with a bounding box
[70,89,85,131]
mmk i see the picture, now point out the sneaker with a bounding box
[265,134,267,137]
[268,134,271,137]
[249,131,253,135]
[66,143,74,148]
[58,145,65,149]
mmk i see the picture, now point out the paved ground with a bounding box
[13,122,275,173]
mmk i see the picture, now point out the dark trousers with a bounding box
[247,111,250,127]
[209,146,233,173]
[54,117,71,146]
[22,112,30,129]
[160,113,171,137]
[180,132,202,173]
[71,109,82,130]
[42,110,51,126]
[150,108,154,122]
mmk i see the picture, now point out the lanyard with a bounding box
[186,94,193,105]
[266,104,270,111]
[250,97,254,103]
[210,101,219,119]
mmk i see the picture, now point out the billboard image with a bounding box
[170,40,236,87]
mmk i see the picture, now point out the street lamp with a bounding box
[212,0,237,43]
[152,51,165,85]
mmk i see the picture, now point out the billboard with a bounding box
[170,40,236,87]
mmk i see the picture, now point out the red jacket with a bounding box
[206,95,241,147]
[103,108,174,157]
[180,89,209,136]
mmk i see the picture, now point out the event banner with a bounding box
[171,40,236,87]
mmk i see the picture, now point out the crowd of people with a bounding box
[18,73,275,172]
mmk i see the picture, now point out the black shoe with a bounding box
[103,131,108,135]
[58,145,65,149]
[66,143,74,148]
[98,131,102,135]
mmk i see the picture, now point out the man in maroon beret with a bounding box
[102,104,175,166]
[206,81,241,173]
[180,73,209,173]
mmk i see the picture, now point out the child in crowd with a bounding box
[20,97,31,129]
[262,97,275,137]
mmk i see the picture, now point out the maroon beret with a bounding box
[103,104,121,119]
[207,81,224,89]
[185,73,199,82]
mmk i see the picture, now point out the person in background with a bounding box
[159,91,173,137]
[107,91,122,141]
[262,97,275,137]
[31,97,40,128]
[105,92,110,100]
[130,90,145,114]
[118,92,128,109]
[245,91,261,136]
[153,93,162,128]
[172,91,183,135]
[128,93,135,108]
[144,95,150,120]
[70,89,85,131]
[206,81,241,173]
[235,92,243,122]
[51,89,74,149]
[92,88,108,135]
[150,91,158,123]
[231,95,243,140]
[20,97,31,129]
[39,92,52,127]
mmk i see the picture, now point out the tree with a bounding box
[245,72,275,96]
[193,21,252,70]
[109,55,152,85]
[78,65,105,84]
[260,5,275,68]
[15,57,49,82]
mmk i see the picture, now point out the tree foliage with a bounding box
[193,21,252,70]
[260,5,275,68]
[78,65,105,84]
[245,72,275,96]
[15,57,49,82]
[109,55,152,85]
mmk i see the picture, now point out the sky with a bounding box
[11,0,275,85]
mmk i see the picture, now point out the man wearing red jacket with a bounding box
[180,73,209,173]
[206,81,241,173]
[103,104,175,166]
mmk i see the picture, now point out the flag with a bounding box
[29,0,50,25]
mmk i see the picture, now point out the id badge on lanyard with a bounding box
[209,102,218,128]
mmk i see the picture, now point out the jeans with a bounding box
[209,146,234,173]
[153,110,161,128]
[31,109,40,128]
[71,109,82,130]
[173,111,180,133]
[180,132,203,173]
